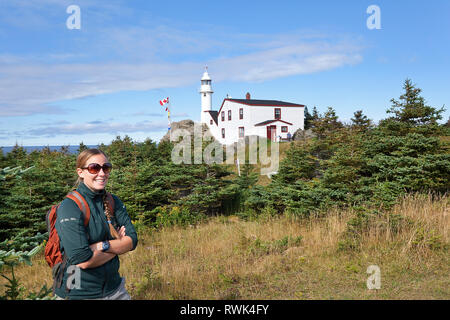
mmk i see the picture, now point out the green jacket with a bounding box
[54,182,138,299]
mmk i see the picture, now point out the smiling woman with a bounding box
[76,151,112,191]
[53,148,138,300]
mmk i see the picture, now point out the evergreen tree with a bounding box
[274,144,317,184]
[59,145,70,155]
[5,144,27,167]
[157,140,174,161]
[380,79,445,136]
[137,138,159,162]
[304,106,314,130]
[105,135,136,168]
[351,110,373,131]
[388,79,444,125]
[312,107,343,139]
[77,141,88,153]
[0,148,6,168]
[310,107,345,161]
[312,106,320,121]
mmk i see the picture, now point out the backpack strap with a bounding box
[52,254,68,293]
[52,191,91,297]
[65,190,91,227]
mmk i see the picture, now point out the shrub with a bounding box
[152,205,205,228]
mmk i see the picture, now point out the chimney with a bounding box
[246,92,251,100]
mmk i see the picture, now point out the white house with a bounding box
[200,69,305,145]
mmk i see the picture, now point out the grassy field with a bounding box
[3,192,448,300]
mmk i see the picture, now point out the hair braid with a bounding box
[103,193,119,239]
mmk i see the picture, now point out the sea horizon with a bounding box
[0,145,99,155]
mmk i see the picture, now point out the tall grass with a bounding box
[2,193,448,299]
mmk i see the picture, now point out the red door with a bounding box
[266,125,276,141]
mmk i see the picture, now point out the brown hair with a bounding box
[75,148,109,187]
[103,193,119,239]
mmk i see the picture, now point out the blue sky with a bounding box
[0,0,449,147]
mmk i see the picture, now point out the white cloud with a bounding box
[0,2,365,118]
[0,37,363,117]
[211,45,362,82]
[25,120,169,137]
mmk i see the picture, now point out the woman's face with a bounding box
[76,154,110,191]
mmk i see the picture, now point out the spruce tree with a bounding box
[351,110,373,131]
[304,106,314,130]
[77,142,88,153]
[312,107,343,139]
[381,79,445,136]
[312,106,320,121]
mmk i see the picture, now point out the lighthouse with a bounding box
[196,67,305,145]
[200,67,213,124]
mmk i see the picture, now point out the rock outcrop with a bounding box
[159,120,215,143]
[292,128,316,141]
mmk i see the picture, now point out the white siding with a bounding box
[212,100,304,145]
[217,100,252,145]
[206,113,219,141]
[249,105,303,140]
[253,125,267,138]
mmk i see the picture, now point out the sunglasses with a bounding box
[81,163,113,174]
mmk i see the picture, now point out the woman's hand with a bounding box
[88,226,126,252]
[117,226,126,239]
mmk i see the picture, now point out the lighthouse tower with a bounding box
[200,67,213,124]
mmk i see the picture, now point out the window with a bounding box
[239,108,243,119]
[210,119,213,125]
[222,128,225,139]
[239,127,244,138]
[281,126,288,132]
[228,110,232,121]
[221,111,225,121]
[275,108,281,120]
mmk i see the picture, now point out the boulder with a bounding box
[292,128,316,141]
[159,120,215,143]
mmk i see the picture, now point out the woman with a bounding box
[54,148,138,299]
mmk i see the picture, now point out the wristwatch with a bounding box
[101,240,110,252]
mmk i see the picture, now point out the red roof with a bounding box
[217,98,304,116]
[254,119,293,126]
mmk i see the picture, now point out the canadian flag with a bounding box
[159,97,169,106]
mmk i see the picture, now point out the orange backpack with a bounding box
[45,190,116,293]
[44,190,91,268]
[44,190,116,267]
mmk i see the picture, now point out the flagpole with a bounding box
[167,99,172,131]
[159,96,172,139]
